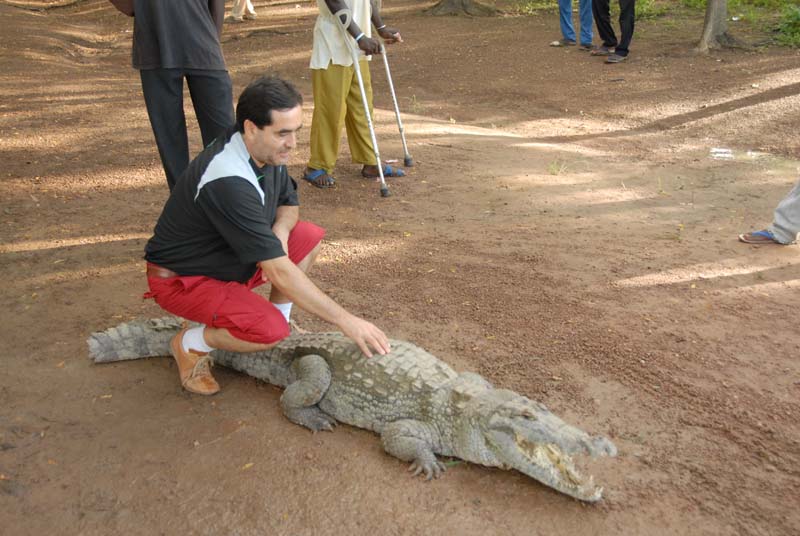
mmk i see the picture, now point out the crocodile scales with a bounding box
[88,317,617,502]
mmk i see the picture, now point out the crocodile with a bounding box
[88,317,617,502]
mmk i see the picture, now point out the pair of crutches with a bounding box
[333,9,412,198]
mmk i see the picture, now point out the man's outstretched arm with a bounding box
[259,256,390,357]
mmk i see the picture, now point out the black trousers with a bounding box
[592,0,635,56]
[140,68,234,190]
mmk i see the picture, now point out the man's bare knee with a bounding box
[297,241,322,273]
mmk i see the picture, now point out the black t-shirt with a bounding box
[144,129,299,282]
[132,0,226,70]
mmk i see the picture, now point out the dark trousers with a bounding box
[140,68,234,190]
[592,0,635,56]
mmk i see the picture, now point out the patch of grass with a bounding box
[407,94,424,115]
[679,0,799,47]
[547,159,568,175]
[683,0,788,9]
[776,5,800,46]
[514,0,554,15]
[515,0,666,18]
[635,0,669,20]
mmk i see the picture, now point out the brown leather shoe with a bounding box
[170,329,220,395]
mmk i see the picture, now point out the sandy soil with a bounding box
[1,1,799,535]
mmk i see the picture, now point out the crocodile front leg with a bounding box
[381,420,447,480]
[280,354,337,432]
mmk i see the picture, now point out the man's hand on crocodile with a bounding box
[338,314,390,358]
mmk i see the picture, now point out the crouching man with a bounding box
[143,75,389,395]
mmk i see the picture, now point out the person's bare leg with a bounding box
[269,242,322,304]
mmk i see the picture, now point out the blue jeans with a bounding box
[559,0,593,46]
[769,179,800,244]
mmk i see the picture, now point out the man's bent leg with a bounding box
[147,271,295,393]
[265,221,326,312]
[203,327,276,353]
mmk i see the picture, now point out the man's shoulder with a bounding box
[198,131,262,194]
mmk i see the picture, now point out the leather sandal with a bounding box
[170,329,220,395]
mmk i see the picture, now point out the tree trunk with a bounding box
[696,0,737,53]
[425,0,497,17]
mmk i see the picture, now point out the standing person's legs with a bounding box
[578,0,594,46]
[186,69,235,148]
[344,59,378,168]
[308,65,351,176]
[140,68,189,190]
[615,0,636,56]
[231,0,245,18]
[769,180,800,244]
[558,0,577,43]
[230,0,256,19]
[592,0,617,49]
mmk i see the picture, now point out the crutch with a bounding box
[333,9,390,198]
[379,42,413,168]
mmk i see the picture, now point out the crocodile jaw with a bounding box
[487,430,604,502]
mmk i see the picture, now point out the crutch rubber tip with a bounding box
[380,187,392,198]
[404,156,414,167]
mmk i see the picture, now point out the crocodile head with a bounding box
[457,387,616,502]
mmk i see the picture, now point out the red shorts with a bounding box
[145,220,325,344]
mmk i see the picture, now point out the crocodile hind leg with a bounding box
[280,354,337,432]
[381,420,447,480]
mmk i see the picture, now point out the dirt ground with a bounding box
[1,1,799,534]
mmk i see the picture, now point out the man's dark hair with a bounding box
[236,75,303,133]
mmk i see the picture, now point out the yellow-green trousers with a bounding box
[308,60,377,174]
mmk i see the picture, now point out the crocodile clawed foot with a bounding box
[284,407,337,432]
[408,459,447,480]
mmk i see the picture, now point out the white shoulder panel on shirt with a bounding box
[195,132,265,205]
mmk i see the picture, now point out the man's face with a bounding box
[243,105,303,167]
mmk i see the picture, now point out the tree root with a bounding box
[696,32,752,53]
[424,0,498,17]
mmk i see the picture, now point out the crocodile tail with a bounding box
[87,316,192,363]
